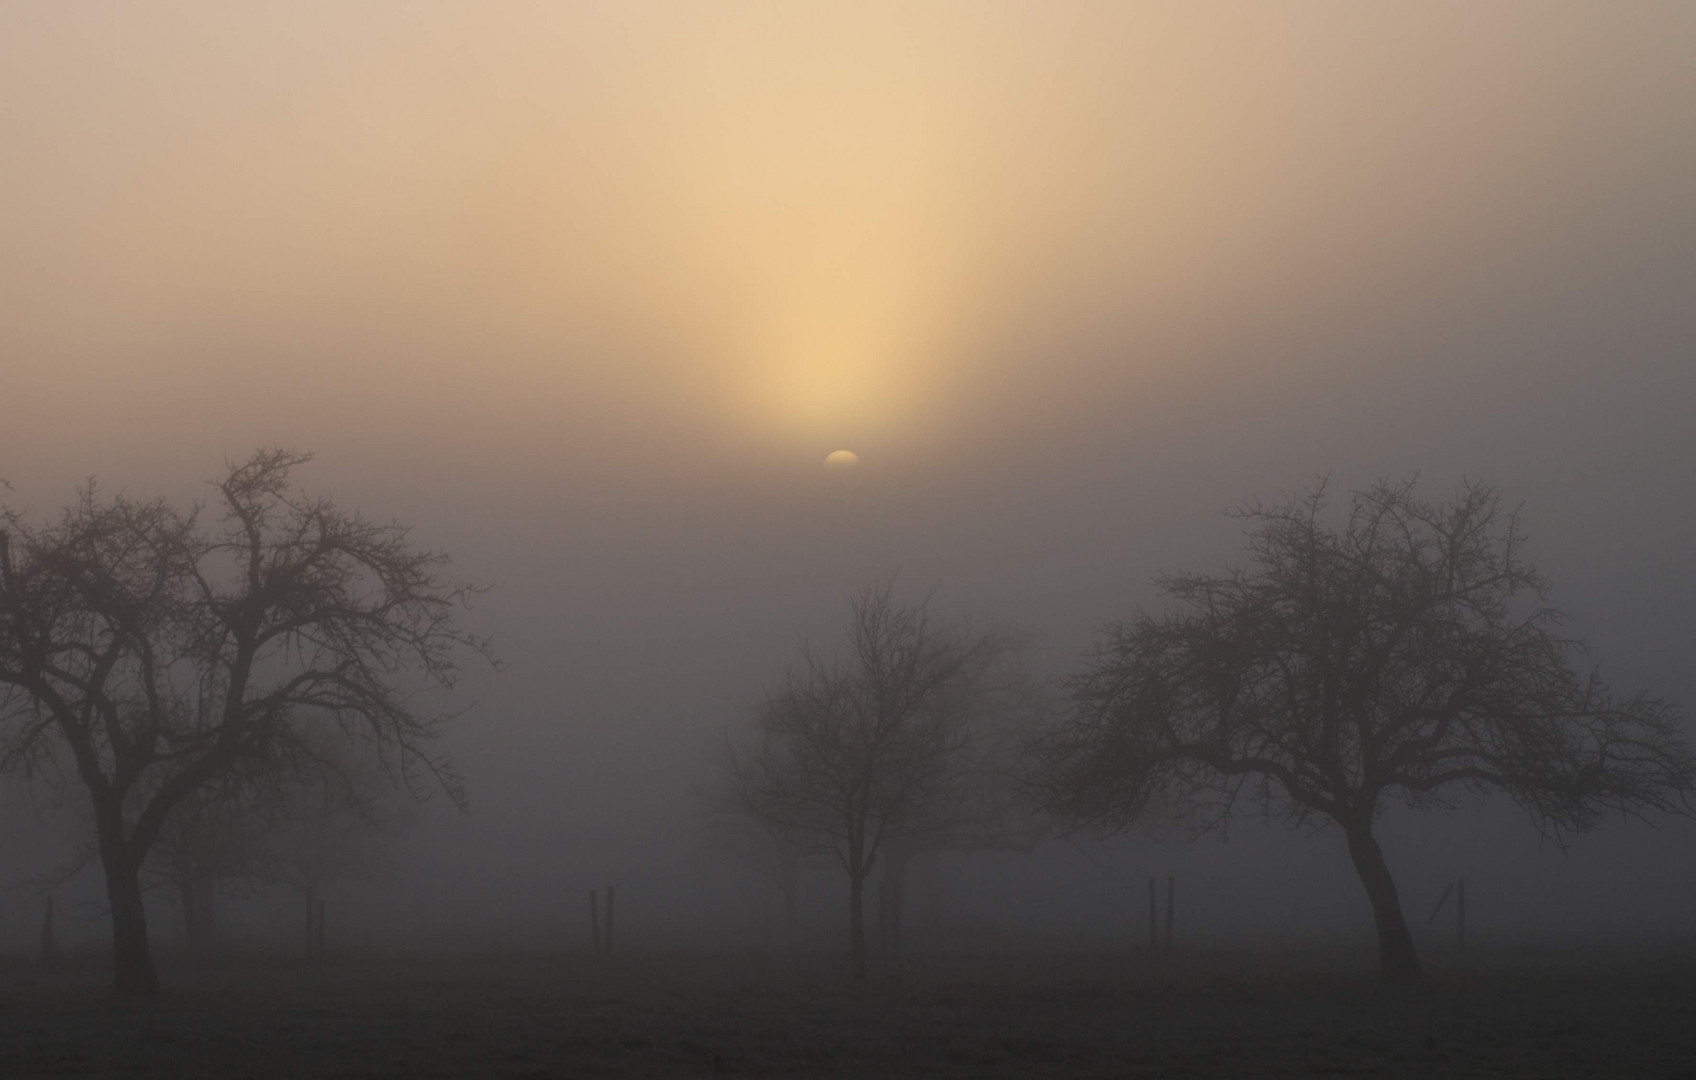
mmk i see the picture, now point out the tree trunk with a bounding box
[95,800,160,996]
[848,871,867,979]
[778,851,801,940]
[1344,822,1422,984]
[104,851,160,995]
[200,878,216,949]
[884,848,908,955]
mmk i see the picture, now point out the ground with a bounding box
[2,948,1693,1077]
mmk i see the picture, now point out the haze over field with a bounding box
[2,1,1693,958]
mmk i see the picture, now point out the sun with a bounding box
[823,449,860,470]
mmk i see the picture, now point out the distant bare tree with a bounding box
[700,792,809,936]
[727,584,1011,978]
[144,779,275,953]
[876,662,1051,954]
[263,730,406,952]
[1032,479,1694,983]
[0,450,492,994]
[143,726,403,955]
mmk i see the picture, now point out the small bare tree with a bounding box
[699,791,810,937]
[876,648,1051,954]
[144,778,276,953]
[1032,478,1693,982]
[0,450,492,994]
[143,725,402,955]
[727,584,1009,978]
[263,729,406,956]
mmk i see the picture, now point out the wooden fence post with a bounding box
[1456,878,1466,954]
[1165,876,1175,951]
[589,889,602,954]
[305,887,317,962]
[605,885,616,954]
[1147,876,1157,953]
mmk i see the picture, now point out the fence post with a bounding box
[605,885,616,954]
[589,889,602,954]
[305,887,317,962]
[1456,878,1466,954]
[1165,876,1175,951]
[1147,876,1158,953]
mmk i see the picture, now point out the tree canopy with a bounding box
[1033,478,1692,982]
[0,450,492,993]
[726,584,1015,976]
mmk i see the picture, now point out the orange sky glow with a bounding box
[2,1,1693,507]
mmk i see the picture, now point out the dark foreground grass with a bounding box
[2,948,1693,1078]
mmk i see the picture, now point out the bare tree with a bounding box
[699,789,810,937]
[727,584,1009,978]
[263,729,407,957]
[877,650,1051,954]
[143,726,403,955]
[144,778,276,953]
[1032,478,1693,983]
[0,450,492,994]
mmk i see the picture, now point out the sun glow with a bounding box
[4,2,1676,484]
[750,314,923,442]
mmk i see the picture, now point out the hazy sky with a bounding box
[3,1,1694,949]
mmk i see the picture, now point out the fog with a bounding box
[2,0,1694,972]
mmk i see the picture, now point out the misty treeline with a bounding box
[718,479,1693,983]
[1,456,1691,995]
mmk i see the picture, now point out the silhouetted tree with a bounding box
[1032,479,1693,983]
[699,795,809,937]
[263,729,406,957]
[727,584,1010,978]
[0,450,491,994]
[876,652,1051,954]
[143,726,402,954]
[144,779,275,953]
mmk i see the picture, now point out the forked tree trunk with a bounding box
[1344,821,1422,984]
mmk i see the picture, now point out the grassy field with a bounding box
[2,948,1693,1077]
